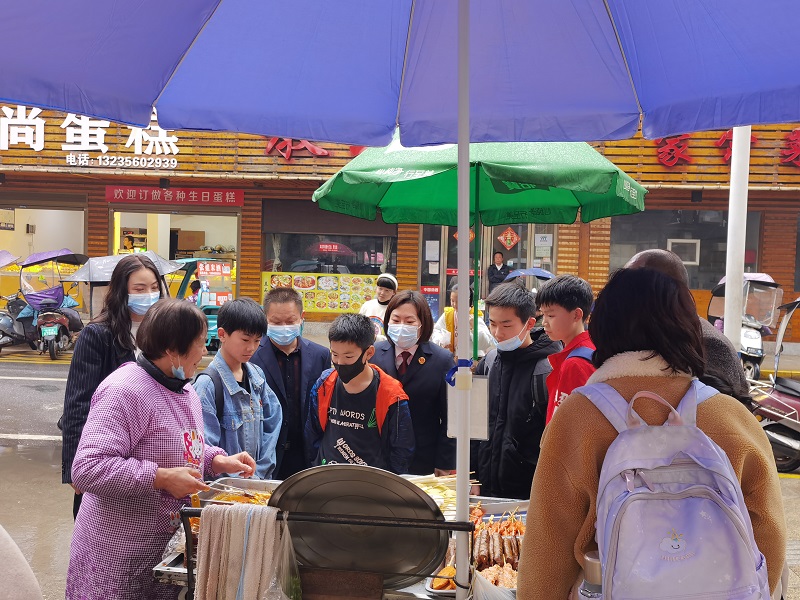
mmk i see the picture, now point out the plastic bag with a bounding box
[262,519,301,600]
[471,567,516,600]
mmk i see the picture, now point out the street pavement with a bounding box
[1,348,799,598]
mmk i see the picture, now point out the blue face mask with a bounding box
[128,291,160,316]
[387,324,420,350]
[267,323,303,346]
[171,362,186,380]
[495,323,529,353]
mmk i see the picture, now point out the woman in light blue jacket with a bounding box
[195,299,282,479]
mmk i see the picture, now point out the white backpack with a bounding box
[575,380,770,599]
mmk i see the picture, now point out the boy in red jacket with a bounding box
[537,275,596,424]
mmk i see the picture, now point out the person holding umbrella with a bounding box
[487,251,511,294]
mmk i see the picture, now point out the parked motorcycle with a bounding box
[748,297,800,472]
[0,292,38,352]
[708,273,783,381]
[17,249,88,360]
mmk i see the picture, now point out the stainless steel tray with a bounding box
[153,552,191,586]
[470,495,528,517]
[196,477,281,506]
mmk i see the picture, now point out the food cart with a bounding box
[154,465,526,599]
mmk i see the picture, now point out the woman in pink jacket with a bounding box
[66,299,256,600]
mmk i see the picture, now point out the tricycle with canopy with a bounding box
[15,249,87,360]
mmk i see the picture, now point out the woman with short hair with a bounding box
[66,299,256,600]
[517,268,786,599]
[62,254,164,519]
[370,290,456,475]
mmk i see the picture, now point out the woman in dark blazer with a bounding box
[61,254,165,519]
[370,290,456,475]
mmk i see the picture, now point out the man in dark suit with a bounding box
[250,288,330,480]
[487,251,511,294]
[370,290,456,475]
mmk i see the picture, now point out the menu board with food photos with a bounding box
[261,272,378,313]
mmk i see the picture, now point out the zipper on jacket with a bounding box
[604,486,758,599]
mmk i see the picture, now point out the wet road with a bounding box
[2,356,800,599]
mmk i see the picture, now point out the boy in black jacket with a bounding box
[475,283,561,499]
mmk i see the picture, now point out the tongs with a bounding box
[206,480,257,498]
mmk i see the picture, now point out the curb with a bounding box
[761,369,800,380]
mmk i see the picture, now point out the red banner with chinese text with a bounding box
[105,186,244,206]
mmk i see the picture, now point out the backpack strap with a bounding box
[566,346,594,363]
[576,379,720,432]
[573,382,632,433]
[672,379,719,426]
[195,367,224,422]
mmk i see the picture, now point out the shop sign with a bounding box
[445,268,474,276]
[420,286,440,294]
[452,229,475,242]
[0,208,13,231]
[198,261,231,278]
[317,243,344,253]
[0,105,181,170]
[654,134,693,167]
[497,227,521,251]
[715,129,758,162]
[421,286,441,321]
[202,291,233,307]
[781,129,800,167]
[262,271,378,313]
[105,186,244,206]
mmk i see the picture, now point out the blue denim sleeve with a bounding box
[193,373,223,450]
[258,383,283,479]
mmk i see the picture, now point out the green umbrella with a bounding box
[313,138,646,226]
[313,137,647,359]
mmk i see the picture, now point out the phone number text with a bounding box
[96,155,178,169]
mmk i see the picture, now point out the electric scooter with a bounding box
[749,298,800,472]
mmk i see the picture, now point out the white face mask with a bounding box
[387,324,420,349]
[495,323,529,352]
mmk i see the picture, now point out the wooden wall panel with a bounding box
[587,218,611,292]
[396,224,421,291]
[239,191,263,302]
[556,223,581,277]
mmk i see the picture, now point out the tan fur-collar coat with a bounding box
[516,352,786,599]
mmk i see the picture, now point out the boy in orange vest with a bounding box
[304,313,415,474]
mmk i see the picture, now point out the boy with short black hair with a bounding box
[476,283,561,498]
[305,313,415,474]
[195,298,282,479]
[536,274,596,424]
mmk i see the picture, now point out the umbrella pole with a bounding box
[473,196,481,361]
[723,126,751,351]
[455,0,472,597]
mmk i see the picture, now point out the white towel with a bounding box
[195,503,282,600]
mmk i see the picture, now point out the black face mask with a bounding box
[333,350,367,384]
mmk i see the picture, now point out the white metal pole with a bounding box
[455,0,472,597]
[723,126,752,351]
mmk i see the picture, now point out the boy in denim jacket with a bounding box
[195,298,282,479]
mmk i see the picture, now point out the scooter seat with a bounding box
[774,376,800,398]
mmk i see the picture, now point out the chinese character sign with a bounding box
[781,129,800,167]
[715,129,758,162]
[265,137,329,161]
[0,106,45,151]
[105,186,244,206]
[452,229,475,242]
[654,135,693,167]
[497,227,521,251]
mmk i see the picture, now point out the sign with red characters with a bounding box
[105,186,244,206]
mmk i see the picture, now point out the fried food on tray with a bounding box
[431,566,457,590]
[478,563,518,588]
[212,491,272,505]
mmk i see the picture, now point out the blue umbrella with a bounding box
[1,1,799,146]
[504,267,555,282]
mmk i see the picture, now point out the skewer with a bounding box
[205,480,257,498]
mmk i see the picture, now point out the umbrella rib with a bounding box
[395,0,418,133]
[601,0,643,120]
[152,0,226,111]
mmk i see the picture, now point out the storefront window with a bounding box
[265,233,396,276]
[610,209,761,290]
